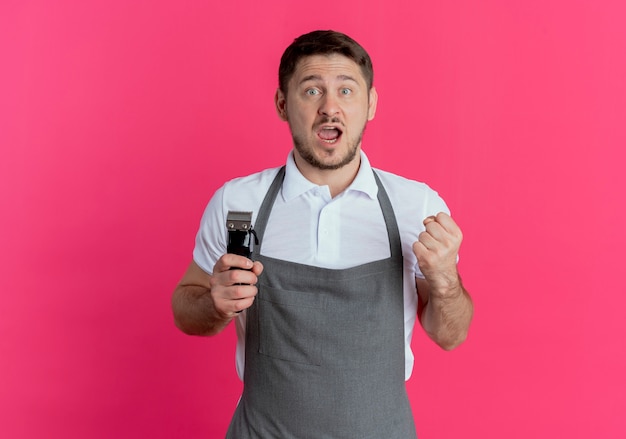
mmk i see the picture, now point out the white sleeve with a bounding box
[192,186,228,275]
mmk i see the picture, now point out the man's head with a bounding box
[278,30,374,97]
[275,30,378,177]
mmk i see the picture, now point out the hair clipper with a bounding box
[226,211,258,264]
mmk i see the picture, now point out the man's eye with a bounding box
[341,88,352,95]
[306,89,320,96]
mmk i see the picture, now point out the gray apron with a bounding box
[226,167,416,439]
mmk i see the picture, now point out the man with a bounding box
[172,30,473,438]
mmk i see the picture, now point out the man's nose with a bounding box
[318,94,340,117]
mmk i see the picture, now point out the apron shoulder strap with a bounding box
[373,170,402,259]
[252,166,285,254]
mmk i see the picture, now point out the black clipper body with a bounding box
[226,211,257,259]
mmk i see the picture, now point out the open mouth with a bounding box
[317,126,343,144]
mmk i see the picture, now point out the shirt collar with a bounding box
[281,150,379,202]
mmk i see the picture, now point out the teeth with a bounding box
[318,126,341,144]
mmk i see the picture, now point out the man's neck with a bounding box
[293,153,361,198]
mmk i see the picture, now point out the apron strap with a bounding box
[252,166,285,255]
[373,170,402,259]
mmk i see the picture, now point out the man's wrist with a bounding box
[427,272,463,300]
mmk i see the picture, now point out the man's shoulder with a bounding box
[372,167,435,196]
[371,167,449,217]
[205,165,284,228]
[222,166,283,193]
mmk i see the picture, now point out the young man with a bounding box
[172,30,473,438]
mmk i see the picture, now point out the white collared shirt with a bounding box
[193,150,450,380]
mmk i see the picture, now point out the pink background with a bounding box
[1,1,625,438]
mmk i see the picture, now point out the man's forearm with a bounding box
[421,280,473,350]
[171,285,232,336]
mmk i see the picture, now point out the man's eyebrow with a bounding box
[336,74,359,83]
[299,74,322,84]
[299,74,360,85]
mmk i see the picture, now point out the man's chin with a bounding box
[293,134,362,171]
[302,150,358,171]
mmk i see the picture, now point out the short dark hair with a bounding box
[278,30,374,94]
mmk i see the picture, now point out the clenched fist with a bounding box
[412,212,463,295]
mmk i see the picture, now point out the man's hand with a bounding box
[210,254,264,318]
[172,257,263,336]
[412,212,472,350]
[412,212,463,296]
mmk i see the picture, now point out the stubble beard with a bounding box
[292,122,367,171]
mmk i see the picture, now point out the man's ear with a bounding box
[275,89,288,121]
[367,87,378,121]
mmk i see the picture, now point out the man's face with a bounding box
[275,54,377,172]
